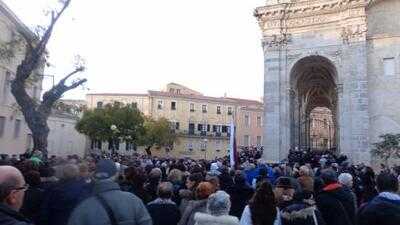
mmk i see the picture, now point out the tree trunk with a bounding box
[32,127,50,157]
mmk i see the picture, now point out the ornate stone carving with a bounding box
[262,33,292,48]
[341,24,367,44]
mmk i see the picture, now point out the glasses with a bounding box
[13,183,29,192]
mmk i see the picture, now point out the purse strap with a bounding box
[96,194,118,225]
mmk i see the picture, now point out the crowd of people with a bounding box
[0,148,399,225]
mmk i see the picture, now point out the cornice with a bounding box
[255,0,367,21]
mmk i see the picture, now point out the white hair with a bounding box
[207,191,231,216]
[338,173,353,188]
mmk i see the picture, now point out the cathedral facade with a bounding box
[255,0,400,163]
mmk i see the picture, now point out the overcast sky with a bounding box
[4,0,266,101]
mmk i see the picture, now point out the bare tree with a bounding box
[9,0,87,157]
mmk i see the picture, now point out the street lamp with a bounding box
[202,138,208,160]
[110,124,119,155]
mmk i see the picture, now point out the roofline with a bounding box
[0,0,36,41]
[87,93,148,97]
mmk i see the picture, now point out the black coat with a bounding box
[226,182,254,219]
[316,185,356,225]
[358,195,400,225]
[147,201,181,225]
[20,186,44,224]
[0,203,33,225]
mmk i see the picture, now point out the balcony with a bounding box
[177,130,229,139]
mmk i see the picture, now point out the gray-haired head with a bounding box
[157,182,174,199]
[207,191,231,216]
[62,164,80,180]
[338,173,353,188]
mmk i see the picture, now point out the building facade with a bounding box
[0,1,43,155]
[0,1,87,157]
[86,83,263,159]
[255,0,400,163]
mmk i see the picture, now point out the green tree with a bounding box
[372,133,400,166]
[76,103,145,150]
[139,117,177,155]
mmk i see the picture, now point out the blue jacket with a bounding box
[358,194,400,225]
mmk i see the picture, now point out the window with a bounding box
[175,122,180,130]
[189,123,195,135]
[14,119,21,138]
[3,71,10,100]
[157,100,163,109]
[0,116,5,137]
[222,125,228,133]
[383,58,395,76]
[257,136,262,146]
[202,105,207,113]
[171,101,177,110]
[323,119,327,128]
[96,101,103,109]
[187,143,194,151]
[228,107,233,115]
[244,135,250,146]
[190,103,195,112]
[217,106,221,114]
[257,116,262,127]
[215,140,221,152]
[245,115,250,127]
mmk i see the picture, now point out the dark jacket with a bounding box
[357,194,400,225]
[147,198,181,225]
[316,183,356,225]
[68,179,152,225]
[226,182,254,219]
[281,202,326,225]
[20,186,44,224]
[39,178,92,225]
[0,203,33,225]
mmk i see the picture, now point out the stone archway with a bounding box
[290,56,338,152]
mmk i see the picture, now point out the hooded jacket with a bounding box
[315,183,356,225]
[281,202,325,225]
[357,192,400,225]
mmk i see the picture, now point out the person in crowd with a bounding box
[0,166,32,225]
[194,191,239,225]
[338,173,357,209]
[147,182,181,225]
[68,159,152,225]
[359,167,378,205]
[240,181,279,225]
[218,166,233,191]
[179,181,216,225]
[179,172,204,213]
[40,163,91,225]
[297,166,314,192]
[227,171,254,219]
[168,169,185,205]
[78,162,92,184]
[20,170,44,224]
[280,191,325,225]
[357,172,400,225]
[121,166,151,204]
[145,168,163,202]
[316,169,356,225]
[206,175,221,191]
[274,177,295,209]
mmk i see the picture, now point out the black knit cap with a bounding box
[275,177,294,189]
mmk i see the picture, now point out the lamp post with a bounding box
[203,138,208,160]
[110,124,118,156]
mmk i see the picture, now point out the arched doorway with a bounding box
[290,56,338,152]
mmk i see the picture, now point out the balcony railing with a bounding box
[178,130,229,139]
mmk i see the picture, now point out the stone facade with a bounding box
[256,0,400,164]
[0,1,42,155]
[86,83,263,159]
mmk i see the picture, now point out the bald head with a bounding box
[0,166,26,210]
